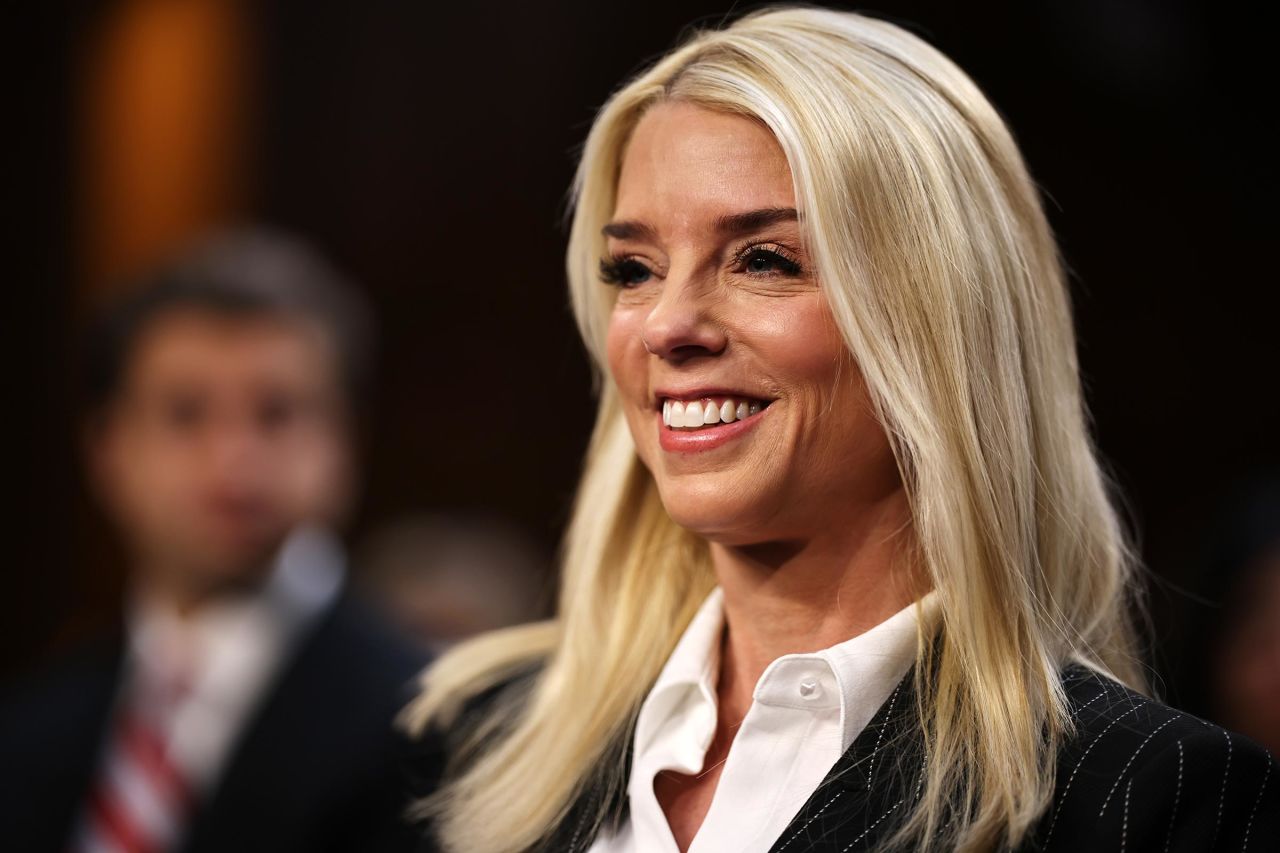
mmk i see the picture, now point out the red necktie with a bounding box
[73,665,193,853]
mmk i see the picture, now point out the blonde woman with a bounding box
[404,7,1279,851]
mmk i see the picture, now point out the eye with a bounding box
[161,393,207,431]
[257,393,302,432]
[734,245,803,276]
[599,256,654,288]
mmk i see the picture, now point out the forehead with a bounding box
[613,101,795,232]
[124,309,334,392]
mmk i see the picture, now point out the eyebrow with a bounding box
[714,207,798,236]
[601,207,799,242]
[601,220,658,241]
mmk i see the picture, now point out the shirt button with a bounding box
[798,679,822,700]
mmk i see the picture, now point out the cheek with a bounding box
[766,302,888,471]
[100,431,194,534]
[604,317,627,384]
[122,430,187,488]
[274,430,349,513]
[605,307,648,399]
[605,308,665,475]
[754,297,849,398]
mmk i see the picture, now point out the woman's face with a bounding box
[604,102,901,546]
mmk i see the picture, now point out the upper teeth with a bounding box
[662,397,764,429]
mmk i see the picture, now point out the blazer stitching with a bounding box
[774,790,844,852]
[1211,728,1232,848]
[1071,690,1108,720]
[1163,740,1183,853]
[1120,778,1132,853]
[1098,714,1181,817]
[867,683,903,788]
[914,749,928,802]
[566,805,591,853]
[1043,699,1149,848]
[840,798,904,852]
[1241,757,1271,852]
[775,680,905,852]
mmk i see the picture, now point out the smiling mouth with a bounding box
[661,396,771,430]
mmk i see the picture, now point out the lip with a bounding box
[657,404,770,453]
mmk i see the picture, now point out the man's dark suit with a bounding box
[1,597,427,853]
[414,665,1280,851]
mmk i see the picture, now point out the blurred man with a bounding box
[0,231,426,852]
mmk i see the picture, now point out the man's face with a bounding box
[91,309,353,597]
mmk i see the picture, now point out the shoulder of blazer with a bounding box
[1032,666,1280,851]
[183,596,429,853]
[769,665,1280,853]
[0,629,125,847]
[404,661,549,852]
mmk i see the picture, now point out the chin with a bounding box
[197,528,285,573]
[656,478,779,546]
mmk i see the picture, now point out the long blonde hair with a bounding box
[404,7,1143,851]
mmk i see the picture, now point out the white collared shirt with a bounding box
[120,525,344,792]
[589,588,932,853]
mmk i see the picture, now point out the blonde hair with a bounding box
[405,6,1143,851]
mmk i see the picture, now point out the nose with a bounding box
[641,275,727,362]
[207,412,268,474]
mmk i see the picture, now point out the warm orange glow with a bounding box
[79,0,251,300]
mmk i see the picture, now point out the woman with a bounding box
[404,7,1278,851]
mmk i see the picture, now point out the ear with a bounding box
[323,434,360,532]
[82,406,122,509]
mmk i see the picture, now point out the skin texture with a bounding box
[90,310,353,613]
[604,102,925,850]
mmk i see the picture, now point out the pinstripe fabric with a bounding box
[422,666,1280,852]
[758,666,1280,852]
[1032,669,1279,852]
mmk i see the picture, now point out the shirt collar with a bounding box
[637,586,937,755]
[127,525,346,692]
[651,587,723,696]
[633,587,723,755]
[753,591,937,750]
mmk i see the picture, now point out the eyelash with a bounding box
[732,243,802,276]
[599,256,651,287]
[599,243,804,288]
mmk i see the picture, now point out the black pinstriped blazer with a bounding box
[413,665,1280,852]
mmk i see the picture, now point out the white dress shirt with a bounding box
[589,587,934,853]
[119,525,344,793]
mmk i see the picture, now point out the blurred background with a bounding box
[9,0,1277,734]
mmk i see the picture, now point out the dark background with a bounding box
[10,0,1276,706]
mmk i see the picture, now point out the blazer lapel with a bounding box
[550,669,927,853]
[544,730,634,853]
[768,671,926,852]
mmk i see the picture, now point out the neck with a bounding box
[708,485,926,720]
[135,557,272,619]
